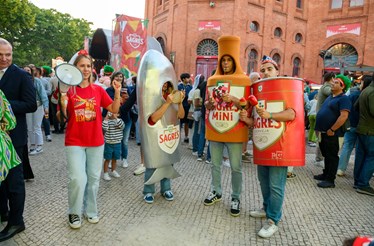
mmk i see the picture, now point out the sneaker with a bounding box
[230,199,240,217]
[315,157,324,162]
[46,135,52,142]
[162,190,174,201]
[192,151,198,156]
[250,209,266,218]
[144,193,154,204]
[205,159,212,164]
[313,174,326,181]
[287,173,296,179]
[248,140,253,145]
[121,159,129,168]
[258,219,278,238]
[197,156,203,161]
[108,162,112,169]
[68,214,81,229]
[133,165,146,175]
[336,169,345,177]
[184,138,189,143]
[243,151,252,157]
[103,172,111,181]
[110,170,120,178]
[84,215,99,224]
[222,159,230,167]
[203,191,222,206]
[315,161,325,168]
[187,145,193,150]
[242,154,252,163]
[356,187,374,196]
[308,142,317,147]
[29,146,43,155]
[317,181,335,188]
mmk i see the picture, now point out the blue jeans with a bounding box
[257,165,287,225]
[354,134,374,188]
[66,145,104,217]
[192,118,201,152]
[135,119,141,145]
[338,127,357,171]
[121,119,132,159]
[143,168,171,195]
[197,116,210,160]
[210,141,242,199]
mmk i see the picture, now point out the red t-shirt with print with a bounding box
[65,84,113,146]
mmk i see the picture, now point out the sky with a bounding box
[29,0,146,30]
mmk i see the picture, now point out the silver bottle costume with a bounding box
[137,49,181,185]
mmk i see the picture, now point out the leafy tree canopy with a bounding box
[1,0,93,67]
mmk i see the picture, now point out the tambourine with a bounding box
[171,90,183,104]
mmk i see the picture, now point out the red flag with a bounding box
[111,15,147,79]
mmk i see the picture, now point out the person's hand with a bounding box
[44,108,49,118]
[112,80,121,91]
[166,93,174,104]
[222,92,232,103]
[239,110,248,122]
[256,107,271,119]
[327,128,335,136]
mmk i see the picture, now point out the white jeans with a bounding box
[26,105,45,146]
[66,145,104,217]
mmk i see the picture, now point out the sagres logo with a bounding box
[158,125,180,154]
[253,101,285,150]
[126,33,144,49]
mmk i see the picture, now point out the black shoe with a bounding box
[313,174,326,181]
[0,224,25,242]
[204,191,222,206]
[230,199,240,217]
[317,181,335,188]
[356,187,374,196]
[184,138,189,143]
[0,212,8,223]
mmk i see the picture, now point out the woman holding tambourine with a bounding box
[57,50,121,229]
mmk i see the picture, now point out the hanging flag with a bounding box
[111,15,148,78]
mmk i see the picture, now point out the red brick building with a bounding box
[144,0,374,83]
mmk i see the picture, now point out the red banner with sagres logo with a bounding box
[326,23,361,38]
[111,15,148,78]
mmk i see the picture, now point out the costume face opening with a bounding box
[162,81,174,100]
[220,55,236,75]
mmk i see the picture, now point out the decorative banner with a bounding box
[111,15,148,78]
[326,23,361,38]
[198,21,221,31]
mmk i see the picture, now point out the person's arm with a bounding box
[321,85,332,97]
[37,80,49,112]
[102,119,109,131]
[256,107,296,122]
[106,81,121,113]
[121,88,137,112]
[150,92,184,123]
[177,102,185,119]
[327,110,349,136]
[239,109,254,127]
[8,71,37,114]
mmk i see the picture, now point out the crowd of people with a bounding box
[0,34,373,244]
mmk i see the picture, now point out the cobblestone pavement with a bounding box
[1,133,373,246]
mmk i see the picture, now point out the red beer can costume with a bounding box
[251,77,305,166]
[206,36,251,142]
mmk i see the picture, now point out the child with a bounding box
[102,112,124,181]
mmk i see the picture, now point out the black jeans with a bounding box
[319,133,339,182]
[0,146,25,226]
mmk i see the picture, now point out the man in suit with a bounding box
[0,38,37,242]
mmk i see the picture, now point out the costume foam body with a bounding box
[252,77,305,166]
[137,50,181,185]
[206,36,250,142]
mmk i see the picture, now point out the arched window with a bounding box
[324,43,358,68]
[247,49,258,74]
[295,33,303,43]
[292,57,301,77]
[274,27,282,38]
[196,39,218,56]
[272,53,281,66]
[250,21,259,32]
[156,37,166,54]
[296,0,302,8]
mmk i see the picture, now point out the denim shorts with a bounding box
[103,143,121,160]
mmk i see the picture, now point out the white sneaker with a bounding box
[84,214,99,224]
[103,172,111,181]
[108,162,112,169]
[250,209,266,218]
[29,146,43,155]
[192,151,198,156]
[110,170,120,178]
[258,219,278,238]
[46,135,52,142]
[134,165,146,175]
[222,159,230,167]
[122,159,129,168]
[337,169,345,177]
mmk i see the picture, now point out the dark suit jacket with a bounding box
[0,64,37,147]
